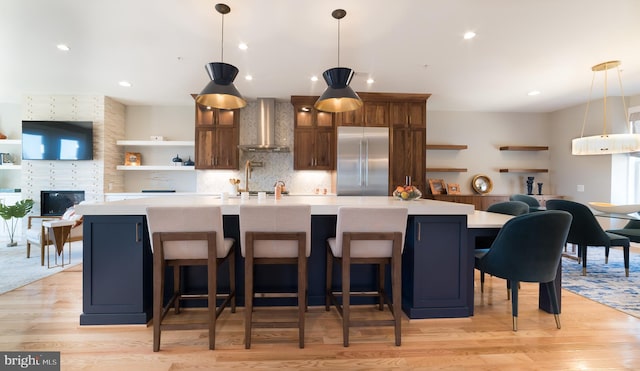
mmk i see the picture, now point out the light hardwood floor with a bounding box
[1,264,639,370]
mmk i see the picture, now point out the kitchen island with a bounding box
[75,195,488,325]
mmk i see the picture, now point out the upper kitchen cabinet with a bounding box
[194,103,240,169]
[291,96,336,170]
[389,101,426,128]
[335,94,388,127]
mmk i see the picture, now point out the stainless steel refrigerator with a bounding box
[336,126,389,195]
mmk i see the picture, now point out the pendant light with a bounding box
[196,3,247,110]
[315,9,363,113]
[572,60,640,155]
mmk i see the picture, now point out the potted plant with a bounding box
[0,199,34,247]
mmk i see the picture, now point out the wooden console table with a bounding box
[426,194,565,211]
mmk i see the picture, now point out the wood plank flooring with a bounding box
[1,264,640,370]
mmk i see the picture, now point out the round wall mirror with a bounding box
[472,174,493,194]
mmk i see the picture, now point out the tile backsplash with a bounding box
[196,101,333,194]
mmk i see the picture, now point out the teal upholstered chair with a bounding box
[509,194,544,212]
[487,200,530,216]
[607,219,640,243]
[546,199,630,276]
[478,201,530,296]
[475,210,572,331]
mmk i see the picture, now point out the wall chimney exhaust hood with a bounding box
[238,98,290,152]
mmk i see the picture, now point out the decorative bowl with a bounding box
[393,185,422,201]
[588,202,640,215]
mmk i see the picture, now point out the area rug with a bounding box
[0,241,83,295]
[562,246,640,318]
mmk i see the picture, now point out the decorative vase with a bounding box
[537,182,543,195]
[526,177,534,195]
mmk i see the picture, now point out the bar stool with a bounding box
[146,206,236,352]
[326,206,408,347]
[239,204,311,349]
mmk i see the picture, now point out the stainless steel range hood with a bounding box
[238,98,290,152]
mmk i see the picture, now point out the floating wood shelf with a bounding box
[499,146,548,151]
[116,165,195,171]
[499,168,549,173]
[425,144,468,150]
[116,140,195,146]
[426,168,468,172]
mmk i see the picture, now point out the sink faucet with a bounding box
[243,160,252,192]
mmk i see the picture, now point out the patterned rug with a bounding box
[562,246,640,318]
[0,241,83,295]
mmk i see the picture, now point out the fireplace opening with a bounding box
[40,190,85,216]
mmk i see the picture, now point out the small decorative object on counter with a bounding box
[228,178,240,196]
[274,182,283,200]
[393,185,422,201]
[183,156,195,166]
[537,182,543,195]
[171,154,183,166]
[0,133,6,139]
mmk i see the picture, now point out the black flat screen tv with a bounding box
[21,120,94,160]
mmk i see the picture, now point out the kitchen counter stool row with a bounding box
[145,204,408,351]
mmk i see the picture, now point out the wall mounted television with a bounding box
[21,120,94,160]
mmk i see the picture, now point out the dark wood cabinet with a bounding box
[80,215,152,325]
[194,104,239,169]
[391,127,426,194]
[390,101,425,128]
[291,96,336,170]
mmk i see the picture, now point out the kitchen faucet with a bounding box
[243,160,252,192]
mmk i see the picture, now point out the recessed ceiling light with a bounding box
[463,31,476,40]
[366,78,374,84]
[57,44,70,51]
[310,76,318,82]
[528,90,541,96]
[238,43,248,50]
[118,81,132,87]
[245,75,253,81]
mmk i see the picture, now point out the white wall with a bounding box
[549,96,630,204]
[426,111,552,195]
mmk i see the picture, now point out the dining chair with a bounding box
[239,204,311,349]
[475,210,572,331]
[509,194,544,212]
[546,199,630,276]
[326,206,408,347]
[478,201,530,296]
[146,206,236,351]
[606,219,640,243]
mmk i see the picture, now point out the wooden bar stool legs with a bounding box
[325,207,407,347]
[244,231,306,349]
[240,204,311,349]
[147,206,235,352]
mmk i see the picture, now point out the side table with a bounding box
[43,219,75,268]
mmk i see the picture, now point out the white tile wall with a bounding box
[21,95,125,213]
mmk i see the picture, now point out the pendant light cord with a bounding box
[220,12,225,62]
[580,71,596,138]
[337,17,341,67]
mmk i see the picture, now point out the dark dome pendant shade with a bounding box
[196,3,247,110]
[197,62,246,109]
[314,9,363,113]
[315,67,362,112]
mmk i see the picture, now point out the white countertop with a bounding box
[77,195,475,217]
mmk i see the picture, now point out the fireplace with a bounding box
[40,190,85,216]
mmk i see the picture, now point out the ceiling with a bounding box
[2,0,640,113]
